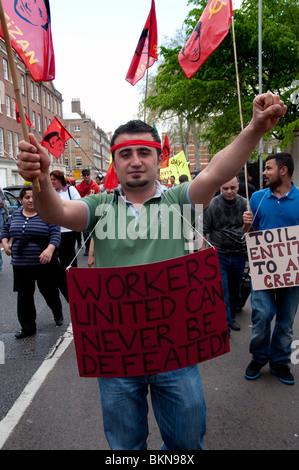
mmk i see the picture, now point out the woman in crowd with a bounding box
[50,170,81,269]
[2,185,64,339]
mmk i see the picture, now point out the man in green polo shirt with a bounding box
[17,93,287,450]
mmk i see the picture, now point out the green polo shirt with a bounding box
[83,182,196,268]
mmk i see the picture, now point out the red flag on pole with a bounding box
[104,158,118,191]
[0,0,55,81]
[178,0,233,79]
[42,117,72,159]
[126,0,158,86]
[161,134,171,168]
[14,99,34,128]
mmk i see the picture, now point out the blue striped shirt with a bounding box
[2,208,61,266]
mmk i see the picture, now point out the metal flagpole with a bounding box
[144,61,149,123]
[232,14,250,209]
[258,0,263,189]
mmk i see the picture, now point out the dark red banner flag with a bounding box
[42,117,72,159]
[14,99,34,128]
[0,0,55,81]
[104,159,118,191]
[126,0,158,86]
[161,134,171,168]
[178,0,233,79]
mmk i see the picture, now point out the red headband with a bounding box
[111,140,162,153]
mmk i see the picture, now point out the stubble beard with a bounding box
[125,179,149,188]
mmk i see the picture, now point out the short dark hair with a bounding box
[179,174,189,183]
[19,185,33,199]
[82,169,90,175]
[111,120,161,159]
[50,170,67,186]
[266,152,294,177]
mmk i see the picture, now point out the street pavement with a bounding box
[0,249,298,451]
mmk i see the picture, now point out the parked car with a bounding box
[3,185,24,198]
[3,190,21,216]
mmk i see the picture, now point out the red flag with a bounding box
[42,117,72,159]
[178,0,233,79]
[161,134,171,168]
[14,99,34,128]
[104,159,118,191]
[0,0,55,81]
[126,0,158,86]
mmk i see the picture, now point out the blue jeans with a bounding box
[250,286,299,366]
[218,252,247,327]
[98,365,206,450]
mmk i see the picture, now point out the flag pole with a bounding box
[0,0,40,192]
[231,14,249,209]
[258,0,263,189]
[144,57,150,123]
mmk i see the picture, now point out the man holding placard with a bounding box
[16,94,286,449]
[243,153,299,385]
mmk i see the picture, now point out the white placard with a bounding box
[245,226,299,291]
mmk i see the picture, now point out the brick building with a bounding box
[163,132,210,177]
[62,99,110,181]
[0,38,64,187]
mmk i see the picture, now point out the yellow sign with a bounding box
[159,151,191,184]
[73,169,83,180]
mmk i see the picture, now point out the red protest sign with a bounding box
[67,248,229,377]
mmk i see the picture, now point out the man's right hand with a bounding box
[17,134,50,183]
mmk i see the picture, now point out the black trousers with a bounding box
[58,231,78,269]
[13,264,63,334]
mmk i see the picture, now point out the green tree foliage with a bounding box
[147,0,299,155]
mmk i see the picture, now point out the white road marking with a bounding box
[0,324,73,449]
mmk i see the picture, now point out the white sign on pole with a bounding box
[245,226,299,291]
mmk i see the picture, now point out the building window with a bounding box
[5,95,11,117]
[21,75,25,95]
[47,93,50,110]
[14,133,19,157]
[76,156,82,166]
[37,114,41,132]
[31,81,34,101]
[32,111,36,128]
[3,58,8,80]
[0,128,4,157]
[36,85,40,104]
[12,99,16,119]
[74,125,81,132]
[7,130,13,156]
[74,138,81,147]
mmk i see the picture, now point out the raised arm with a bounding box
[188,93,287,209]
[17,134,87,231]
